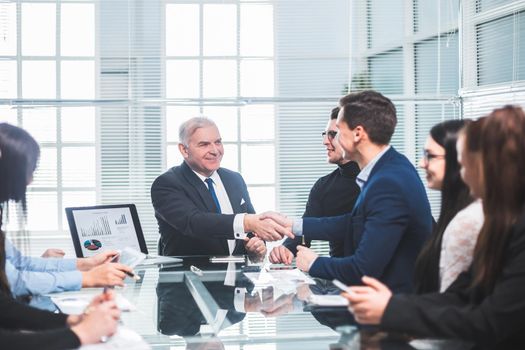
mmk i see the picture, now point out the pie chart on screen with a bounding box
[84,239,102,251]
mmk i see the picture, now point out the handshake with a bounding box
[243,211,294,242]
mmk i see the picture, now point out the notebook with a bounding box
[65,204,181,265]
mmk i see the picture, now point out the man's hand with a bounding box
[244,286,274,312]
[260,293,296,317]
[244,236,267,258]
[343,276,392,325]
[41,248,65,258]
[260,211,293,231]
[77,250,119,271]
[295,283,312,301]
[244,214,294,241]
[81,263,132,288]
[269,245,294,265]
[296,245,318,272]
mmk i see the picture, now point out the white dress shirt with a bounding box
[192,169,247,255]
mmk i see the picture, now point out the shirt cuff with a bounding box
[292,218,303,236]
[307,257,317,271]
[233,214,247,239]
[63,270,84,291]
[233,287,247,312]
[62,258,77,271]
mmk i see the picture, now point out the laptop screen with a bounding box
[65,204,149,257]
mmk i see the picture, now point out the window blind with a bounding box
[461,0,525,118]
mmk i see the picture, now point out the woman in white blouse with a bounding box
[413,119,484,293]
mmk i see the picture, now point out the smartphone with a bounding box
[332,279,355,296]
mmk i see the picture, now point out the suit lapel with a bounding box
[180,162,217,213]
[351,147,396,215]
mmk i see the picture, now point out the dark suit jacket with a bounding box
[305,147,432,293]
[151,161,255,256]
[382,209,525,349]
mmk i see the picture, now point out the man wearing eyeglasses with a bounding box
[264,91,432,293]
[269,107,360,264]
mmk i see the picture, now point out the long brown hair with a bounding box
[0,123,40,295]
[469,106,525,291]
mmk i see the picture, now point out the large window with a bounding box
[349,0,461,218]
[164,2,276,214]
[462,0,525,119]
[0,1,96,251]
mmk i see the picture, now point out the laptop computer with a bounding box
[65,204,181,265]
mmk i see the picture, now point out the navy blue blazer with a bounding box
[305,147,432,293]
[151,161,255,256]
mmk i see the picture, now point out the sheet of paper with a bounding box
[118,247,146,268]
[243,268,316,287]
[51,293,136,315]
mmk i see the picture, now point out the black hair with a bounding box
[330,107,340,120]
[414,119,473,293]
[0,123,40,295]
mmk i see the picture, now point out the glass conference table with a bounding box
[51,256,474,349]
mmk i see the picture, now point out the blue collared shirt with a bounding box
[292,145,391,236]
[5,238,82,296]
[355,145,391,190]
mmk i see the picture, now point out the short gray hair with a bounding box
[179,117,217,146]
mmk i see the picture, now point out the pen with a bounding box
[125,270,141,281]
[301,235,305,246]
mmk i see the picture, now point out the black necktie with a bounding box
[205,178,222,213]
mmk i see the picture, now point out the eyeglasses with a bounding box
[422,149,445,164]
[322,130,338,140]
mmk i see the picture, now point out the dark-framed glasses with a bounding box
[322,130,338,140]
[422,149,445,163]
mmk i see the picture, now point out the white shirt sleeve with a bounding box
[233,214,247,239]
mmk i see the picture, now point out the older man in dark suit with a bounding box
[151,117,292,257]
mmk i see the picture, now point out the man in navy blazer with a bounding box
[152,117,292,257]
[265,91,432,293]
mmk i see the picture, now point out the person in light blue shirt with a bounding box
[5,238,132,296]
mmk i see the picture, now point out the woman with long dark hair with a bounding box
[0,123,119,349]
[414,119,482,293]
[345,106,525,348]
